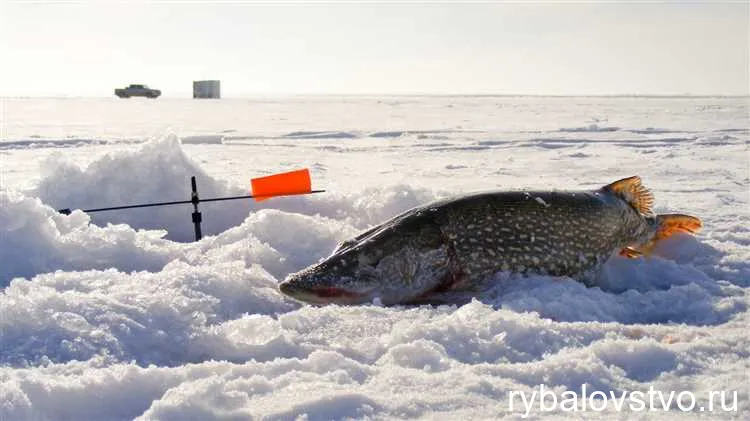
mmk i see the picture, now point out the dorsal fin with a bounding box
[603,176,655,217]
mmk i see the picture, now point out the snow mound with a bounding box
[33,135,248,242]
[0,189,359,286]
[2,300,747,420]
[0,138,432,285]
[559,124,621,132]
[0,261,300,367]
[181,135,224,144]
[0,190,178,283]
[1,96,748,420]
[28,135,437,244]
[283,131,360,139]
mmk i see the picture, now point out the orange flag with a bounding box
[251,169,312,202]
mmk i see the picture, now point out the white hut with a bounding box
[193,80,221,99]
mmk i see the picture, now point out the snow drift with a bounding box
[0,97,748,420]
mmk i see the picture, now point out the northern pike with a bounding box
[279,176,702,305]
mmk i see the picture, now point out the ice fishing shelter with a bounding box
[193,80,221,99]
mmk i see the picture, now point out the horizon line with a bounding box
[2,93,749,99]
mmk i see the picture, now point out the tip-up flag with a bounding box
[251,169,312,202]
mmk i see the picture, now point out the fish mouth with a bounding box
[279,281,370,305]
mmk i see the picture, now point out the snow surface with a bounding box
[0,96,748,420]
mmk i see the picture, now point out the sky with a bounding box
[0,1,747,97]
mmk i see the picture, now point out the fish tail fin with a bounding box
[603,176,655,217]
[619,213,703,258]
[654,213,703,240]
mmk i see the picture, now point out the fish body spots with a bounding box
[435,188,647,282]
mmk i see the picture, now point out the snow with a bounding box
[559,124,621,133]
[0,96,748,420]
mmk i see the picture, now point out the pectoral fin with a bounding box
[619,247,643,259]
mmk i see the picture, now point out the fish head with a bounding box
[279,216,453,305]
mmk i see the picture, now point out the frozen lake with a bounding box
[0,96,748,420]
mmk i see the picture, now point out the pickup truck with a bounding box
[114,84,161,98]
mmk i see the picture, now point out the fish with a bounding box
[279,176,702,305]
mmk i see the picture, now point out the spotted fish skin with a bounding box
[435,190,647,285]
[279,177,695,306]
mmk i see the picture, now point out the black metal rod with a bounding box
[191,176,203,241]
[57,190,325,215]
